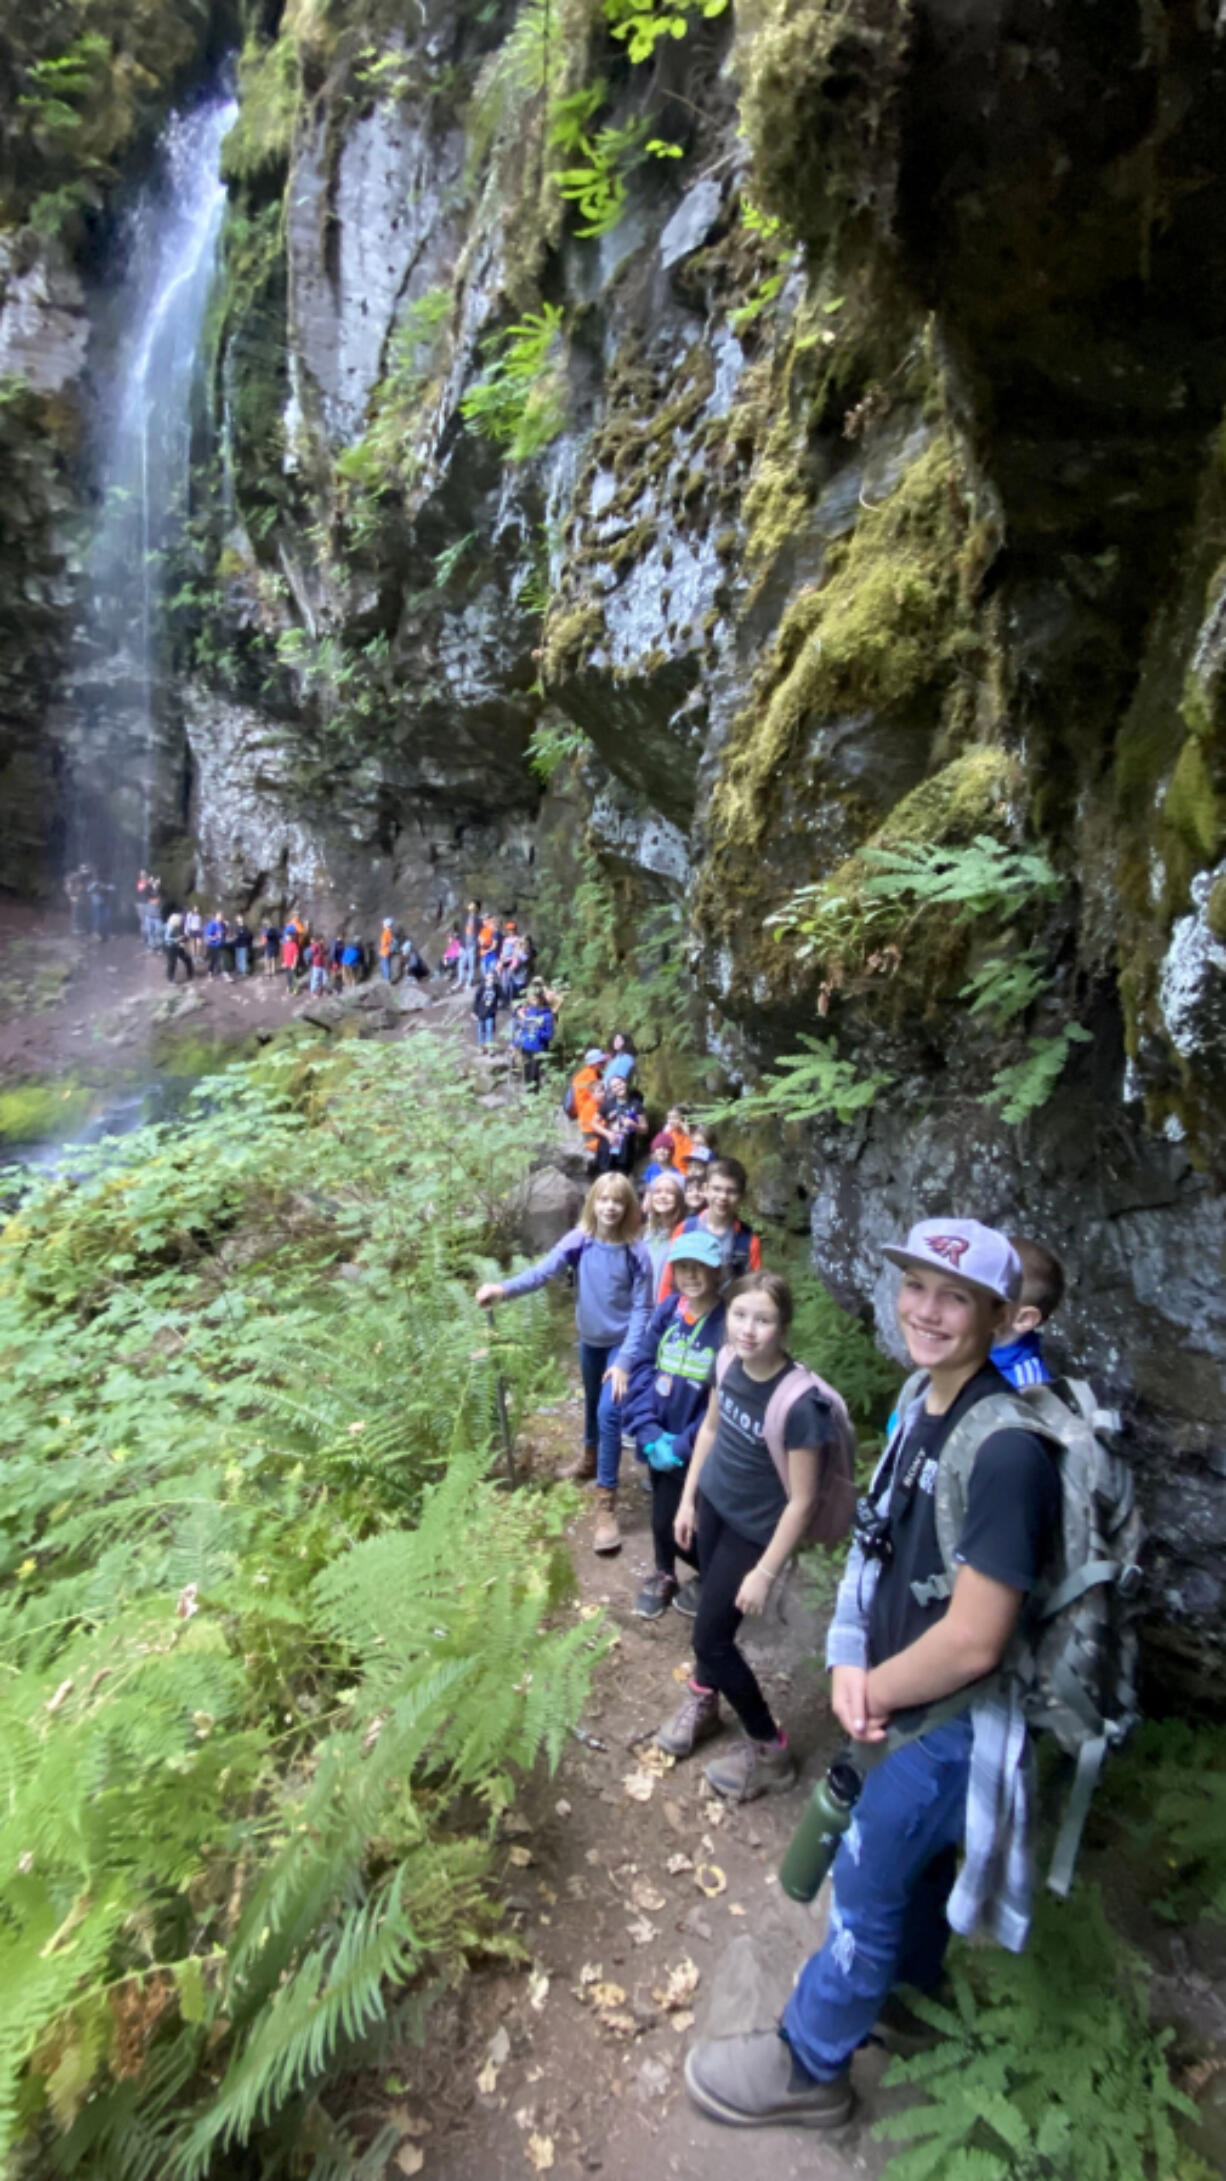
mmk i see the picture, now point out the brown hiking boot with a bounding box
[657,1680,720,1757]
[684,2030,853,2129]
[592,1486,621,1554]
[704,1734,796,1803]
[557,1442,597,1482]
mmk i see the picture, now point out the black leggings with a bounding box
[650,1465,700,1580]
[692,1492,778,1744]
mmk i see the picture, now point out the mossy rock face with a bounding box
[694,422,998,1019]
[737,0,910,256]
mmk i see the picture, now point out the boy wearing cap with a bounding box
[684,1217,1061,2132]
[621,1230,728,1620]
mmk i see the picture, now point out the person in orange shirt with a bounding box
[569,1049,608,1164]
[378,918,397,982]
[666,1106,694,1169]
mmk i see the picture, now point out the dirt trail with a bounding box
[388,1393,895,2181]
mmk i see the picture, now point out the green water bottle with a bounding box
[778,1760,863,1903]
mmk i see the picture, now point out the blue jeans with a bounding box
[476,1015,495,1046]
[235,946,249,976]
[458,942,476,985]
[782,1717,973,2080]
[380,955,392,981]
[594,1371,628,1489]
[578,1340,614,1455]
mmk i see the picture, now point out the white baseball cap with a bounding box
[882,1218,1022,1304]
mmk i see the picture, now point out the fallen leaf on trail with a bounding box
[626,1916,658,1946]
[701,1798,726,1826]
[528,1969,550,2012]
[476,2057,500,2096]
[514,2109,536,2132]
[672,1663,690,1683]
[488,2026,511,2067]
[389,2104,429,2136]
[630,1879,667,1912]
[652,1959,700,2011]
[526,2064,544,2083]
[555,1799,572,1818]
[639,1745,675,1777]
[665,1854,693,1876]
[578,1962,602,1986]
[394,2148,424,2177]
[537,1883,557,1905]
[671,2010,695,2033]
[602,2011,639,2037]
[507,1846,534,1868]
[577,1604,601,1621]
[502,1812,533,1837]
[585,1848,602,1866]
[695,1863,727,1897]
[526,2136,554,2172]
[622,1770,655,1803]
[729,1903,746,1917]
[590,1982,627,2010]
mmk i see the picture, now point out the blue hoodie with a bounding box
[621,1294,726,1464]
[990,1329,1051,1388]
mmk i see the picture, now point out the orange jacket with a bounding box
[670,1126,694,1168]
[379,926,395,958]
[572,1064,604,1145]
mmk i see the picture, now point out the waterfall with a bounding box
[73,91,236,881]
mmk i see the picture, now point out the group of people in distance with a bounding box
[479,1133,1072,2133]
[133,871,439,997]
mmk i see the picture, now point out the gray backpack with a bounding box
[896,1370,1146,1896]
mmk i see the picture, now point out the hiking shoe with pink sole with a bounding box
[657,1680,720,1756]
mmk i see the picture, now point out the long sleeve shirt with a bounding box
[500,1229,653,1370]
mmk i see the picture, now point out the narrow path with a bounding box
[387,1392,895,2181]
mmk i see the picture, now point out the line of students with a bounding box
[478,1150,1076,2131]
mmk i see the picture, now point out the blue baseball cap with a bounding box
[667,1229,724,1272]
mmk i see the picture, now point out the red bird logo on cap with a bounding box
[927,1234,969,1267]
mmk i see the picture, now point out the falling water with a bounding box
[73,91,236,879]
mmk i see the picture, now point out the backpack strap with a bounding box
[1047,1735,1109,1900]
[923,1389,1061,1608]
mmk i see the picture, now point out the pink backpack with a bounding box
[714,1345,857,1546]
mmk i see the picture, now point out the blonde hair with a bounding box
[645,1170,686,1230]
[581,1172,641,1241]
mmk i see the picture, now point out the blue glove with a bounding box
[645,1433,684,1472]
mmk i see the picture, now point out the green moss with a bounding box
[1207,876,1226,942]
[738,0,912,255]
[1163,733,1221,865]
[540,603,605,684]
[0,1079,95,1146]
[708,432,977,860]
[221,34,300,185]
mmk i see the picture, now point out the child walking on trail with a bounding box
[642,1170,688,1293]
[657,1271,834,1803]
[475,1173,653,1555]
[473,971,501,1048]
[622,1230,727,1621]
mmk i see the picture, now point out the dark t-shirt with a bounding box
[868,1364,1061,1670]
[700,1354,833,1547]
